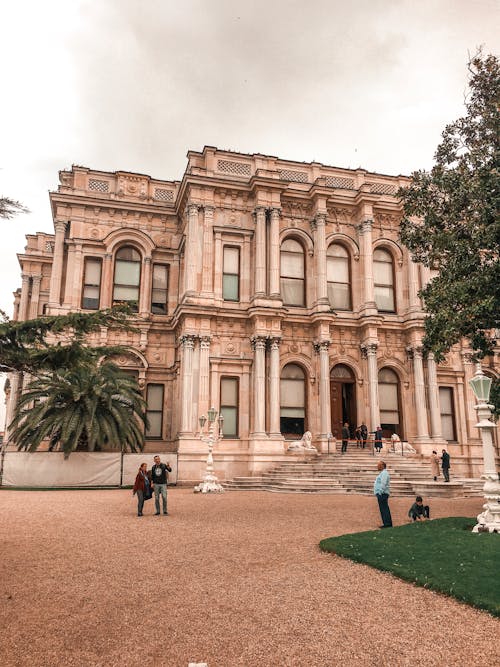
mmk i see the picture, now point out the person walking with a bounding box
[430,450,440,481]
[360,422,368,449]
[374,426,383,453]
[152,455,173,515]
[441,449,451,482]
[132,463,153,517]
[341,422,349,453]
[374,460,392,528]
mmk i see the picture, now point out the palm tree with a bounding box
[8,361,148,457]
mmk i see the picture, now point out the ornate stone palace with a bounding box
[5,147,499,481]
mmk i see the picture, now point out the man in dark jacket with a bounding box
[441,449,451,482]
[152,455,173,515]
[341,422,349,453]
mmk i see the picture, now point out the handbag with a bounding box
[144,484,153,501]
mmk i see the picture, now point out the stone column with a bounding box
[18,274,31,321]
[201,206,214,294]
[139,256,152,316]
[407,252,421,311]
[48,220,68,308]
[311,214,328,305]
[70,244,83,309]
[254,207,267,295]
[251,336,267,435]
[269,208,281,297]
[28,275,42,319]
[198,336,211,423]
[268,337,281,436]
[362,342,380,430]
[358,219,375,309]
[315,340,332,437]
[101,253,113,308]
[213,232,223,301]
[179,334,196,434]
[411,347,430,440]
[427,353,443,440]
[185,204,199,294]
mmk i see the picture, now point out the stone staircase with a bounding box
[222,449,484,497]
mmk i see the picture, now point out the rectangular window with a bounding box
[146,384,164,439]
[223,247,240,301]
[82,258,102,310]
[220,377,239,437]
[439,387,457,441]
[151,264,168,314]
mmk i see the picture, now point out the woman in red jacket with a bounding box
[132,463,153,516]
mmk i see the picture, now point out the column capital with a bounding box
[54,220,68,234]
[269,207,281,218]
[406,345,424,360]
[31,274,42,284]
[202,205,215,216]
[360,342,378,358]
[357,218,373,234]
[187,203,200,216]
[311,213,327,231]
[21,273,31,284]
[252,206,267,220]
[268,336,282,351]
[144,256,152,265]
[179,334,196,349]
[250,335,267,351]
[313,340,331,354]
[200,336,211,349]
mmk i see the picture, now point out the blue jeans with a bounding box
[376,493,393,527]
[154,484,168,513]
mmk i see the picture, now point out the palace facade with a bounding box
[5,147,499,481]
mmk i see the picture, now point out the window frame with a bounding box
[327,243,352,311]
[151,263,169,315]
[439,386,457,442]
[280,363,306,438]
[220,376,239,438]
[112,245,142,313]
[222,245,240,302]
[280,238,306,307]
[145,383,164,440]
[373,247,396,313]
[81,257,102,310]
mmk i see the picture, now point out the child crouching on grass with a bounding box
[408,496,430,521]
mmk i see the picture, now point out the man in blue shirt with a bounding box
[374,460,392,528]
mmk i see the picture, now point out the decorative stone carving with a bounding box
[287,431,319,454]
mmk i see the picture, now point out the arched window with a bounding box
[113,246,141,312]
[378,367,401,437]
[327,244,351,310]
[280,238,305,306]
[280,363,306,437]
[373,248,395,312]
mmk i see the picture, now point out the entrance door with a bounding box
[330,365,357,438]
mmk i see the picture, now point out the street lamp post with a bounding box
[469,365,500,533]
[194,407,225,494]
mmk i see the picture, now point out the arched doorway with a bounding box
[330,364,357,439]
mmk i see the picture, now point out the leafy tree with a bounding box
[9,361,148,457]
[399,51,499,413]
[0,196,29,220]
[0,306,134,376]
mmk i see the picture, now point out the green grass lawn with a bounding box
[319,517,500,617]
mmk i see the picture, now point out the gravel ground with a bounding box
[0,489,498,667]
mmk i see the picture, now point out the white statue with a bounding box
[287,431,318,454]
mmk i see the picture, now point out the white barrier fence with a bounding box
[1,452,178,487]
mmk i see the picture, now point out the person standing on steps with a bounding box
[360,422,368,449]
[341,422,349,453]
[441,449,451,482]
[430,450,440,481]
[152,455,172,515]
[374,426,383,453]
[374,460,393,528]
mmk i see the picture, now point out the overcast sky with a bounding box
[0,0,498,321]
